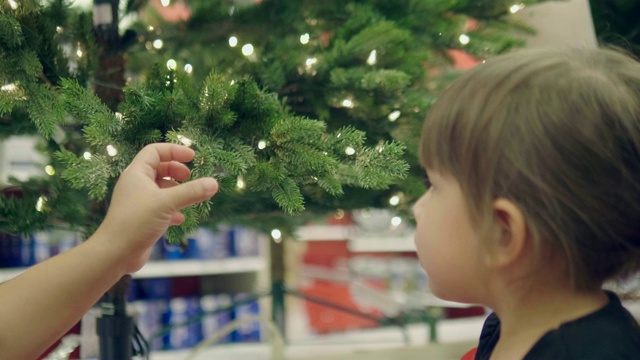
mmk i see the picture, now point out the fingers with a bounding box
[164,177,219,210]
[156,178,180,189]
[170,212,186,225]
[156,161,191,182]
[131,143,196,171]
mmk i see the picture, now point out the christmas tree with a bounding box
[1,0,549,243]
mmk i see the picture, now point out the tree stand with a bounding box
[96,275,134,360]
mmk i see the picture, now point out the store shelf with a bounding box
[0,257,267,283]
[134,257,267,278]
[296,224,356,241]
[0,267,24,283]
[294,224,416,253]
[347,233,416,253]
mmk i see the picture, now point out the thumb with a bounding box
[163,177,218,210]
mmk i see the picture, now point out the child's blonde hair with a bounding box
[420,48,640,291]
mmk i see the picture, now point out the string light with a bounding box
[166,59,177,70]
[177,135,193,147]
[342,99,354,108]
[509,4,524,13]
[391,216,402,227]
[161,0,170,6]
[44,165,55,176]
[300,33,310,45]
[228,36,238,47]
[305,57,318,70]
[56,26,63,34]
[459,34,470,45]
[148,25,154,31]
[8,0,17,10]
[345,147,355,155]
[271,229,282,242]
[115,112,124,121]
[76,49,83,58]
[236,176,245,189]
[36,196,48,212]
[388,110,401,122]
[83,152,92,160]
[184,64,193,74]
[241,44,254,56]
[389,195,400,206]
[153,39,163,49]
[366,50,377,65]
[1,84,16,92]
[258,140,267,149]
[106,145,118,157]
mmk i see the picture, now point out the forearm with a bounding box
[0,232,126,359]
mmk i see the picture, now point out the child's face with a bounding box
[413,169,486,303]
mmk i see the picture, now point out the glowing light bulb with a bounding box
[36,196,47,212]
[45,165,55,176]
[236,176,245,189]
[147,25,154,31]
[388,110,401,122]
[56,26,63,33]
[366,50,377,65]
[176,135,192,147]
[459,34,470,45]
[271,229,282,240]
[184,64,193,74]
[1,84,17,92]
[83,152,92,160]
[76,49,83,58]
[166,59,177,70]
[229,36,238,47]
[106,145,118,157]
[391,216,402,227]
[342,99,354,108]
[389,195,400,206]
[153,39,163,49]
[300,33,310,45]
[161,0,170,7]
[509,4,524,13]
[115,112,124,121]
[345,147,355,155]
[305,57,318,71]
[241,44,254,56]
[258,140,267,149]
[8,0,17,10]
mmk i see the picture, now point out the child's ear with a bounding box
[485,198,528,269]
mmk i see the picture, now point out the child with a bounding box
[0,143,218,359]
[413,47,640,359]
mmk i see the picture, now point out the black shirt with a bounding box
[475,292,640,359]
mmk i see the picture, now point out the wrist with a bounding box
[85,226,130,278]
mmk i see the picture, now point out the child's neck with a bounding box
[488,283,608,360]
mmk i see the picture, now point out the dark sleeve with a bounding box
[475,313,501,360]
